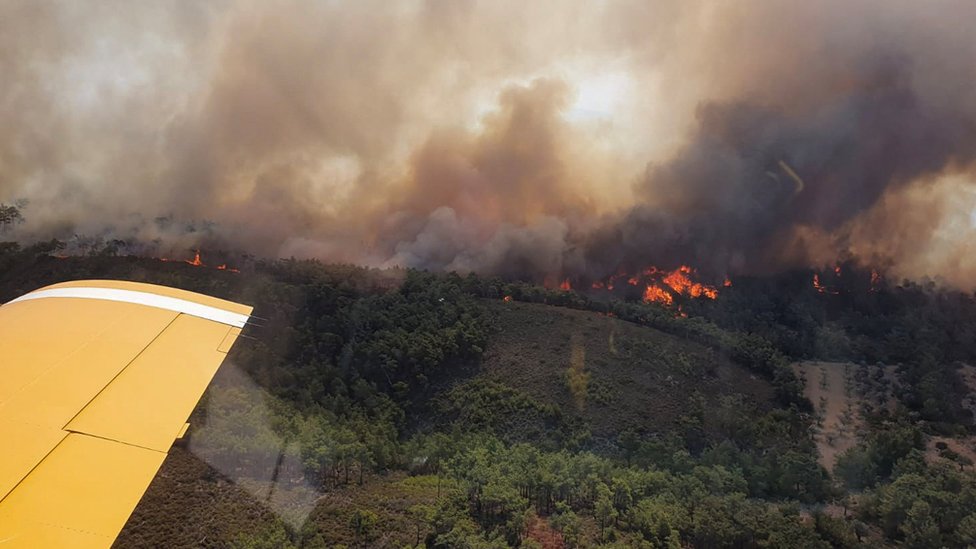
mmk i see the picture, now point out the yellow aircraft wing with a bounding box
[0,280,252,548]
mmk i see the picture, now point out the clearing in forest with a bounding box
[793,361,863,470]
[924,364,976,471]
[479,299,775,441]
[926,436,976,471]
[525,515,565,549]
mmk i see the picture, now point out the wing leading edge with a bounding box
[0,280,252,548]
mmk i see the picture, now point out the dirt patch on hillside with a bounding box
[794,362,864,470]
[926,436,976,471]
[525,515,565,549]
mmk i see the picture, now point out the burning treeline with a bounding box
[585,265,719,307]
[164,250,241,273]
[533,261,885,316]
[4,1,976,289]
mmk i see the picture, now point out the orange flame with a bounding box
[643,284,673,306]
[579,264,721,307]
[578,264,726,307]
[503,295,513,302]
[662,265,718,299]
[813,273,839,295]
[559,279,571,291]
[151,251,240,272]
[723,277,732,287]
[869,269,882,292]
[813,274,824,293]
[185,251,203,267]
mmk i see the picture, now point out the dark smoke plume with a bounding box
[3,1,976,286]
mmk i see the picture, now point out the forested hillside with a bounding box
[1,240,975,548]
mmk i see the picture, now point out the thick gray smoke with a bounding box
[587,62,976,278]
[3,1,976,285]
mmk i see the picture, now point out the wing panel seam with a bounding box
[62,430,168,455]
[60,314,179,431]
[0,430,68,506]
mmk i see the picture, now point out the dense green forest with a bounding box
[1,235,974,548]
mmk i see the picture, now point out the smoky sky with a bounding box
[3,1,976,286]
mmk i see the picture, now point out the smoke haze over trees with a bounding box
[3,1,976,286]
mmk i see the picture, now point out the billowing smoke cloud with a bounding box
[3,1,976,285]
